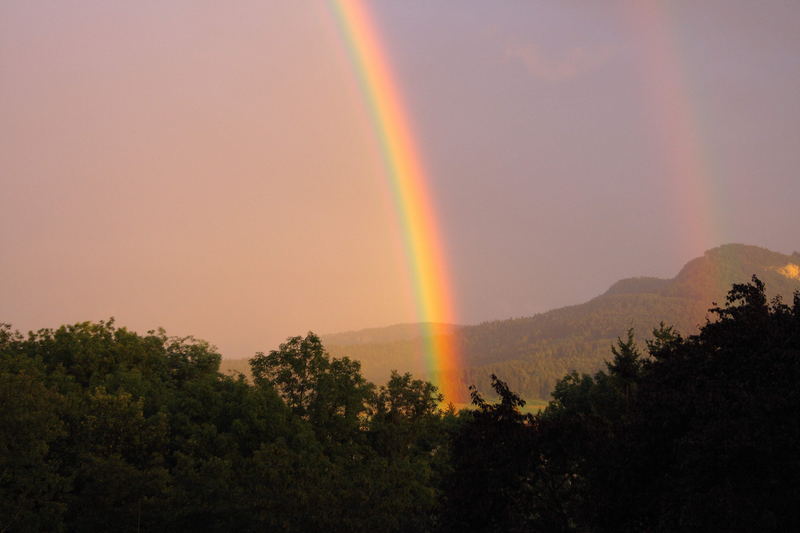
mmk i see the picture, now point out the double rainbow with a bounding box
[331,0,463,402]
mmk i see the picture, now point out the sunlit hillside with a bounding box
[225,244,800,400]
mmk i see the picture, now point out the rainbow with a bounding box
[330,0,463,402]
[625,0,720,257]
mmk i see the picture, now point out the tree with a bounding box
[0,367,66,532]
[250,332,375,442]
[250,333,330,418]
[443,277,800,532]
[439,375,538,533]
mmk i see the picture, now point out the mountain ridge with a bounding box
[325,244,800,399]
[222,244,800,400]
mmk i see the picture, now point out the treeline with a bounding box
[445,277,800,531]
[2,277,799,531]
[1,323,455,532]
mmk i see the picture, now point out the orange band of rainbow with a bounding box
[331,0,462,402]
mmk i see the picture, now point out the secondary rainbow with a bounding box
[331,0,463,402]
[625,0,720,256]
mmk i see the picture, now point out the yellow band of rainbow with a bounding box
[331,0,462,402]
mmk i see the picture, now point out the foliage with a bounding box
[0,324,451,532]
[439,276,800,531]
[2,273,798,531]
[439,375,536,533]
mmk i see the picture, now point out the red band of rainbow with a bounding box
[331,0,462,402]
[626,0,719,255]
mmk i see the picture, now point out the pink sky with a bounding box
[2,1,799,357]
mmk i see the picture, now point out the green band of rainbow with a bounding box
[331,0,462,402]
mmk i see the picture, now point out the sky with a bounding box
[2,0,799,357]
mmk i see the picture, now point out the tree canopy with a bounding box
[1,276,798,531]
[439,276,800,532]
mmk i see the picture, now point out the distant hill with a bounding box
[323,322,460,345]
[222,244,800,400]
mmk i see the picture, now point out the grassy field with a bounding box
[449,397,549,414]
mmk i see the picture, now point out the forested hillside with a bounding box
[320,244,800,399]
